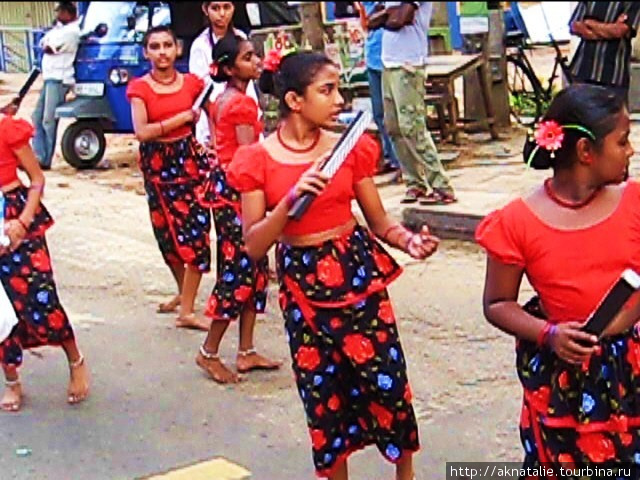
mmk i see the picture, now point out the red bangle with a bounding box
[536,322,552,348]
[16,217,29,232]
[381,224,403,241]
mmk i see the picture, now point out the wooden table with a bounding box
[426,53,498,144]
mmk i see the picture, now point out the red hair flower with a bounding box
[209,61,219,77]
[534,120,564,154]
[263,48,283,72]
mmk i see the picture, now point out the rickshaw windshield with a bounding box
[81,1,170,43]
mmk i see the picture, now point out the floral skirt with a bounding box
[140,137,212,273]
[202,165,268,321]
[0,188,73,367]
[517,298,640,479]
[276,226,419,477]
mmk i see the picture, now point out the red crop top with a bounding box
[0,115,34,186]
[227,134,380,236]
[211,91,262,168]
[475,181,640,324]
[126,73,204,139]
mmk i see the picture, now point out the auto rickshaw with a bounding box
[53,1,299,169]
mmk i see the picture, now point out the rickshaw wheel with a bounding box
[61,120,106,170]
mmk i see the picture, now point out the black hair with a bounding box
[258,51,336,117]
[211,33,247,82]
[142,26,177,49]
[524,84,626,170]
[56,1,77,17]
[202,2,236,61]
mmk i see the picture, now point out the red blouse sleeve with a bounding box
[351,134,381,183]
[475,203,526,267]
[186,73,204,100]
[126,78,148,102]
[227,144,265,192]
[225,94,259,126]
[4,117,34,149]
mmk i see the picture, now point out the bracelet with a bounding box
[546,324,558,348]
[159,121,165,136]
[381,224,403,241]
[286,188,297,209]
[16,217,29,232]
[536,322,555,348]
[29,183,44,194]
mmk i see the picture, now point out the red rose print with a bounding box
[529,386,551,412]
[368,402,393,430]
[48,309,65,330]
[315,404,325,418]
[327,394,341,411]
[576,433,615,462]
[343,334,375,364]
[150,153,163,171]
[558,370,569,389]
[174,201,190,215]
[222,241,235,260]
[255,273,266,291]
[310,429,327,450]
[376,330,388,344]
[30,250,51,272]
[404,383,413,403]
[330,317,343,330]
[295,346,321,371]
[627,339,640,376]
[234,285,252,302]
[205,296,218,316]
[378,300,395,324]
[9,277,28,295]
[20,266,29,276]
[620,432,633,447]
[184,158,198,177]
[374,251,394,275]
[13,300,23,312]
[151,211,166,228]
[557,453,573,467]
[305,273,316,285]
[178,246,196,263]
[397,411,407,421]
[317,255,344,287]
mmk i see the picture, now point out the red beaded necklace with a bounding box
[150,69,178,85]
[543,178,601,209]
[277,127,321,154]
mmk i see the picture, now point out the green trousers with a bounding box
[382,66,453,194]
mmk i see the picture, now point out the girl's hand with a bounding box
[406,225,439,259]
[4,219,26,252]
[292,163,328,198]
[548,321,598,365]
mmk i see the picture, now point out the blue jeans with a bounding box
[32,80,69,168]
[367,68,399,168]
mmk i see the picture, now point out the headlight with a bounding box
[74,83,105,97]
[109,68,130,85]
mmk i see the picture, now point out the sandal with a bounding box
[400,188,426,204]
[419,190,457,206]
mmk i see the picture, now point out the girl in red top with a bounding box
[227,51,439,480]
[127,26,211,331]
[196,33,281,383]
[476,85,640,475]
[0,105,89,412]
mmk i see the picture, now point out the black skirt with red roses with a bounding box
[0,186,74,367]
[516,299,640,479]
[201,165,268,321]
[276,225,419,477]
[139,137,212,273]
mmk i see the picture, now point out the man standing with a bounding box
[358,1,401,174]
[569,2,640,102]
[33,1,80,170]
[381,1,456,205]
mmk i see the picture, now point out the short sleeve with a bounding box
[226,95,259,126]
[3,118,34,149]
[126,79,148,102]
[475,207,526,267]
[227,144,265,192]
[185,73,204,100]
[352,134,381,183]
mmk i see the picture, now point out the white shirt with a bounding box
[40,19,80,84]
[381,2,431,68]
[189,27,260,146]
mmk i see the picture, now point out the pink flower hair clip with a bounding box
[526,120,595,167]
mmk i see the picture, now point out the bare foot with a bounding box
[196,352,242,384]
[1,381,22,412]
[68,356,90,405]
[157,295,181,314]
[176,313,211,331]
[236,350,283,374]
